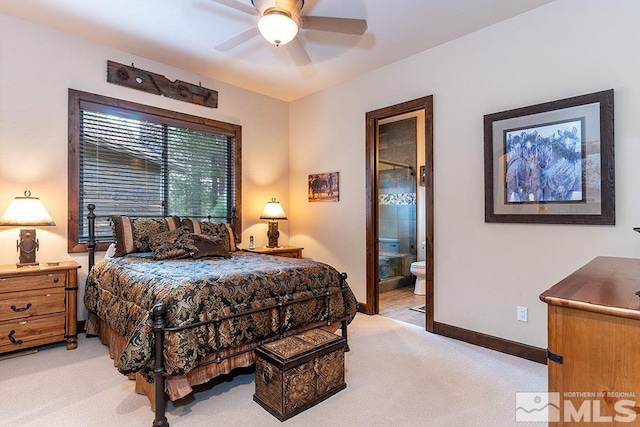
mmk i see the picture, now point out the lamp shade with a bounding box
[258,9,298,46]
[260,197,287,220]
[0,191,55,226]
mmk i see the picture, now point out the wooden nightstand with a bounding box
[0,261,80,355]
[244,246,304,259]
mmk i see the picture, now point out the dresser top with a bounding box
[0,260,80,276]
[540,256,640,320]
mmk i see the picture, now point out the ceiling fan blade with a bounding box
[209,0,258,16]
[300,16,368,35]
[215,27,261,52]
[274,0,303,10]
[285,37,311,66]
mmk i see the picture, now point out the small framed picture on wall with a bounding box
[308,172,339,202]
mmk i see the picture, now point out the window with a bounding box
[68,89,242,253]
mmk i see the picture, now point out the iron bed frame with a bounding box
[85,204,351,427]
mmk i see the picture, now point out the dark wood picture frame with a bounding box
[484,89,614,225]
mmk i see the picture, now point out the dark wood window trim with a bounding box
[67,89,242,253]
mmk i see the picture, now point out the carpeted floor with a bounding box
[0,313,547,426]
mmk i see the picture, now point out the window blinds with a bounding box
[78,106,237,241]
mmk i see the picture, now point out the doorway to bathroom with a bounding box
[365,96,434,331]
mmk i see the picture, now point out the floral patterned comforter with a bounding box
[84,251,357,379]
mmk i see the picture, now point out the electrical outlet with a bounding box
[517,306,528,322]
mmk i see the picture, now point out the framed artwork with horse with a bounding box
[309,172,339,202]
[484,89,614,225]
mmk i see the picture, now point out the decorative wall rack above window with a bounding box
[106,60,218,109]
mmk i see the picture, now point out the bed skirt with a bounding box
[87,311,256,405]
[87,311,341,407]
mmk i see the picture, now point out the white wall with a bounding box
[3,0,639,349]
[0,14,290,319]
[289,0,640,348]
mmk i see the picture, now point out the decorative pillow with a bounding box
[165,216,181,230]
[191,233,232,259]
[148,227,198,260]
[224,223,238,252]
[181,219,237,252]
[110,215,181,257]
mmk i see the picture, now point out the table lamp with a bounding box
[260,197,287,248]
[0,190,55,266]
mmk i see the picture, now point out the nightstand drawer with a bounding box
[273,252,300,258]
[0,288,65,322]
[0,314,65,353]
[244,246,304,258]
[0,272,66,293]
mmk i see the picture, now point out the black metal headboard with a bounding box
[87,204,96,271]
[85,204,238,272]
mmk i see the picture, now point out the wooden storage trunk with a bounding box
[253,328,346,421]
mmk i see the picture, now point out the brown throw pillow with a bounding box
[191,233,232,259]
[110,215,181,257]
[148,227,198,260]
[181,219,237,252]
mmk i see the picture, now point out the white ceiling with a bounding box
[0,0,555,101]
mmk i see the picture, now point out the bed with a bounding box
[82,205,357,426]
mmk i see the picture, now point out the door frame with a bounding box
[365,96,434,331]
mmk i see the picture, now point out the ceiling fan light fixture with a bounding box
[258,9,298,47]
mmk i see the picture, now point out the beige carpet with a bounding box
[0,314,546,426]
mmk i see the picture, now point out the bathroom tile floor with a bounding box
[379,285,426,329]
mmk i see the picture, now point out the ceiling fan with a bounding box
[210,0,368,66]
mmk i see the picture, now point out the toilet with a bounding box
[410,241,427,295]
[410,261,426,295]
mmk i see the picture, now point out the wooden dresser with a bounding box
[244,246,304,259]
[0,261,80,354]
[540,256,640,425]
